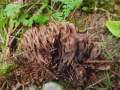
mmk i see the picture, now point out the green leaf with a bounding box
[23,15,49,27]
[19,13,31,26]
[32,15,49,25]
[106,20,120,37]
[4,3,22,18]
[27,19,34,27]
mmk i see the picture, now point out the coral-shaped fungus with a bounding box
[14,22,100,88]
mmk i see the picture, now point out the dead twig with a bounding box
[86,75,114,89]
[0,81,7,90]
[8,26,23,47]
[111,71,120,78]
[84,60,120,64]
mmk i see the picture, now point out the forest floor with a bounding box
[0,0,120,90]
[73,10,120,90]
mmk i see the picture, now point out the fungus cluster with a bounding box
[14,22,100,88]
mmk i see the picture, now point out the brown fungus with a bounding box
[14,22,100,88]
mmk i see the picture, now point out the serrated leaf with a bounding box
[106,21,120,38]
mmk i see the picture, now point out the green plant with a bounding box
[0,7,15,76]
[0,8,8,49]
[4,2,49,27]
[106,20,120,38]
[52,0,83,21]
[81,0,96,13]
[104,71,112,90]
[0,1,50,76]
[0,62,16,76]
[81,0,115,13]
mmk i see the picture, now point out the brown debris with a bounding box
[12,22,101,89]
